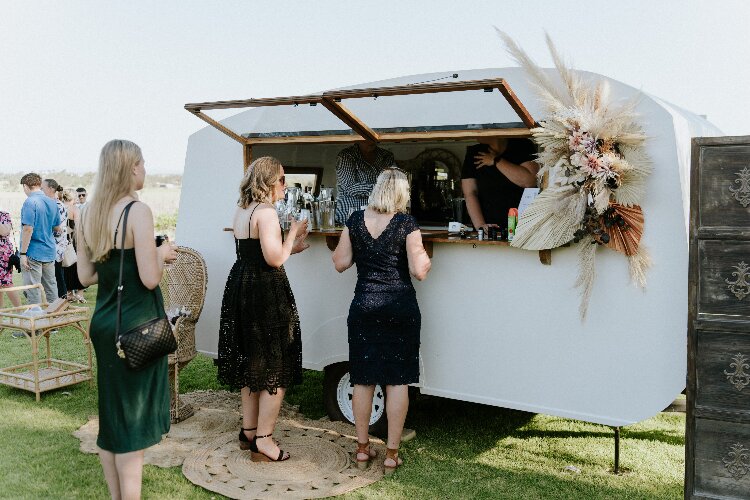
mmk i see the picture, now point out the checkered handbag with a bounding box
[113,201,177,371]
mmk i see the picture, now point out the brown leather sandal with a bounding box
[251,434,290,462]
[384,447,403,476]
[355,441,378,469]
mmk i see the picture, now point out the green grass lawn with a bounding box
[0,285,685,499]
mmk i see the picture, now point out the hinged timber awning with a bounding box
[185,78,537,148]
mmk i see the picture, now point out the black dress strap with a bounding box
[248,203,261,236]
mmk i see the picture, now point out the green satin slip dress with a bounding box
[90,248,170,453]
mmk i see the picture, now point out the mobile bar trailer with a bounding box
[178,68,720,469]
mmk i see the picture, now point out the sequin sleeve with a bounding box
[401,214,420,235]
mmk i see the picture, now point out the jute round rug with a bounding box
[73,390,386,498]
[183,421,385,499]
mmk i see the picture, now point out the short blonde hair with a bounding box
[368,168,410,214]
[62,189,75,203]
[239,156,283,208]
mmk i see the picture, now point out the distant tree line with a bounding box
[0,171,181,192]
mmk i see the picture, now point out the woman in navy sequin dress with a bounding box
[333,168,431,474]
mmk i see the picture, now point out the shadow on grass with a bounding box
[364,452,681,500]
[516,427,683,447]
[407,395,535,448]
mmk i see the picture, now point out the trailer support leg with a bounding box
[613,426,620,474]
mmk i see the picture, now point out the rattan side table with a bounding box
[0,285,93,401]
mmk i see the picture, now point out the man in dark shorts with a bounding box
[461,137,539,232]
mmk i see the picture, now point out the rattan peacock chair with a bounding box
[159,246,207,422]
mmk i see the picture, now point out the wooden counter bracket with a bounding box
[325,236,338,252]
[539,249,551,265]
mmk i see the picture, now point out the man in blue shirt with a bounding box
[19,173,61,304]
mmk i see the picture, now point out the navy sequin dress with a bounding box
[346,210,421,386]
[218,224,302,393]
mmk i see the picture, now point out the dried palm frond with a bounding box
[511,186,584,250]
[604,204,644,256]
[620,144,652,175]
[613,175,646,206]
[614,145,651,205]
[574,238,598,320]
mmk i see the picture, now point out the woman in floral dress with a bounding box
[0,209,21,307]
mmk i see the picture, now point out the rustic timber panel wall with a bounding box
[687,136,750,499]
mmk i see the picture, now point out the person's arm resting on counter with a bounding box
[461,178,487,230]
[332,227,354,273]
[406,229,431,281]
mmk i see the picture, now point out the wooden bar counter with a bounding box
[224,227,550,263]
[308,228,552,264]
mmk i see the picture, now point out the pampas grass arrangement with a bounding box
[498,30,652,319]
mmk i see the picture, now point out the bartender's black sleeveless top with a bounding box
[346,210,421,386]
[218,206,302,393]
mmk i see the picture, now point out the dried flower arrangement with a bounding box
[498,31,652,319]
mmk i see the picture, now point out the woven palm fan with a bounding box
[511,186,585,250]
[604,203,644,256]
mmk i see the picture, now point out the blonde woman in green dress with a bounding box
[78,139,177,499]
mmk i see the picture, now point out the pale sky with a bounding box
[1,0,748,173]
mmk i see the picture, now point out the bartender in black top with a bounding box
[461,137,539,232]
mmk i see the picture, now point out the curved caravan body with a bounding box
[177,68,720,427]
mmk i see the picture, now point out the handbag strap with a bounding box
[114,201,138,339]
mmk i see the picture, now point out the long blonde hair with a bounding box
[368,168,410,214]
[239,156,283,208]
[81,139,143,262]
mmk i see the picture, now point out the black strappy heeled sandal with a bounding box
[251,433,290,462]
[239,427,257,451]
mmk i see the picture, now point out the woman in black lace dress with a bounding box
[218,156,309,462]
[332,168,431,474]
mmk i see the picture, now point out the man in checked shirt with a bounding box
[334,141,396,225]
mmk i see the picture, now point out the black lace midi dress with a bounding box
[218,219,302,393]
[346,210,421,386]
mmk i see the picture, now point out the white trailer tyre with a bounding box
[323,363,388,437]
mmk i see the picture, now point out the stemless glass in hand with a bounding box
[162,241,178,269]
[297,209,310,221]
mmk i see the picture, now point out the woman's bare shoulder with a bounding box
[253,203,278,217]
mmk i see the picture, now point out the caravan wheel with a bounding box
[323,362,388,437]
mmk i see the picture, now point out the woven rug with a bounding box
[73,390,385,498]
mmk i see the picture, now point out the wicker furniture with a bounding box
[160,246,207,422]
[0,284,92,401]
